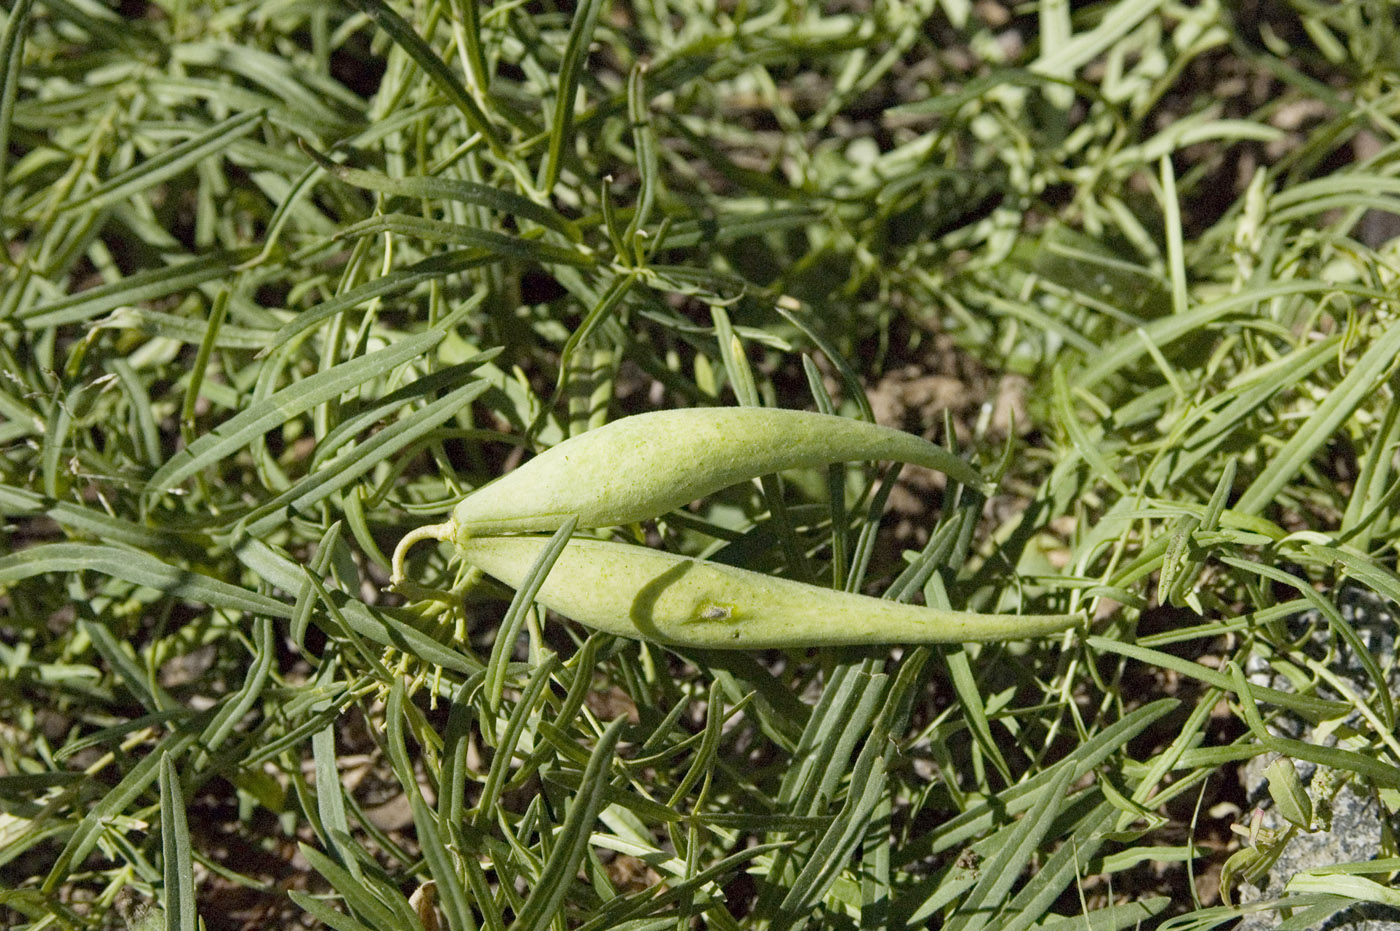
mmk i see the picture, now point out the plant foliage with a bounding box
[2,0,1399,928]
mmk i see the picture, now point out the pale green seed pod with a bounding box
[392,408,990,583]
[457,535,1080,649]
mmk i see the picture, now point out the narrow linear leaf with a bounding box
[624,62,658,244]
[308,353,501,470]
[510,717,626,931]
[1159,156,1188,316]
[43,731,199,893]
[97,307,274,351]
[1217,554,1392,727]
[0,543,291,618]
[945,646,1013,784]
[306,144,580,238]
[996,799,1118,931]
[1237,320,1400,514]
[1037,898,1171,931]
[1308,544,1400,607]
[288,891,381,931]
[298,844,404,930]
[343,0,503,153]
[1089,637,1349,720]
[149,327,443,493]
[485,516,578,711]
[1035,0,1179,77]
[1340,395,1400,549]
[776,304,876,423]
[556,270,636,396]
[541,0,606,192]
[410,789,478,931]
[1287,874,1400,908]
[79,616,171,713]
[476,656,561,826]
[270,261,486,350]
[907,698,1178,863]
[0,0,35,199]
[336,214,593,266]
[19,250,254,329]
[890,68,1069,116]
[0,483,185,550]
[242,379,490,537]
[440,672,487,827]
[449,0,488,91]
[777,749,888,918]
[60,109,264,214]
[576,843,787,931]
[1078,281,1384,389]
[180,289,230,448]
[159,755,199,931]
[109,358,164,467]
[944,763,1077,931]
[384,680,477,931]
[232,538,482,675]
[1053,365,1131,497]
[1228,664,1400,788]
[52,709,193,764]
[312,715,362,885]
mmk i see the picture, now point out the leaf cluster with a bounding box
[2,1,1400,929]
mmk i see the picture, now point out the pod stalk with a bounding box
[389,521,455,588]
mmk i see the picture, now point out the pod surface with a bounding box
[457,536,1080,649]
[448,407,988,539]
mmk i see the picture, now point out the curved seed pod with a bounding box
[453,407,990,534]
[393,408,989,582]
[457,536,1080,649]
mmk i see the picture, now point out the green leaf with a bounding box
[289,891,383,931]
[241,378,490,537]
[335,214,594,265]
[1294,887,1400,931]
[0,543,291,618]
[510,716,626,931]
[943,764,1077,931]
[623,63,659,246]
[299,843,412,930]
[0,0,35,201]
[19,251,254,329]
[269,256,487,349]
[195,616,275,763]
[343,0,503,153]
[307,145,580,239]
[1228,663,1400,789]
[44,730,199,893]
[943,646,1013,785]
[159,755,199,931]
[0,483,186,550]
[1237,320,1400,514]
[384,680,477,931]
[476,655,562,826]
[1264,758,1313,831]
[905,699,1179,863]
[484,516,577,712]
[540,0,607,192]
[232,537,481,674]
[1088,638,1349,722]
[148,326,443,493]
[60,109,264,214]
[1037,897,1172,931]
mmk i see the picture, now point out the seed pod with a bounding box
[453,407,991,535]
[392,408,989,583]
[457,535,1080,649]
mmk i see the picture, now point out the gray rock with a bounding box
[1237,588,1400,930]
